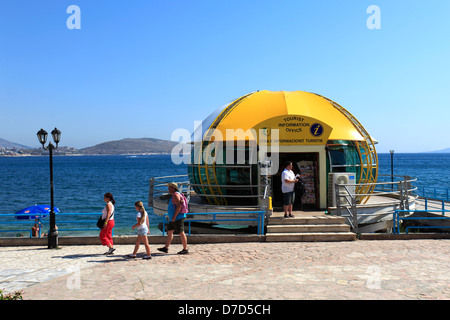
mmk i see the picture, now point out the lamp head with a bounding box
[51,128,61,146]
[36,129,48,146]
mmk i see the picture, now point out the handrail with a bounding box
[151,175,268,204]
[420,187,450,201]
[0,213,103,238]
[152,174,188,179]
[422,198,449,211]
[189,184,265,188]
[263,185,269,199]
[335,185,358,232]
[153,183,265,190]
[153,188,262,198]
[393,209,450,234]
[335,175,419,232]
[335,176,418,207]
[161,211,265,236]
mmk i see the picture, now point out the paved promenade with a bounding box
[1,239,449,300]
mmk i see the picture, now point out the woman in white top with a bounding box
[128,201,151,260]
[100,192,115,254]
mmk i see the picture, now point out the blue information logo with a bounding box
[310,123,323,137]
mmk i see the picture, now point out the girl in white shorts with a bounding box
[129,201,151,259]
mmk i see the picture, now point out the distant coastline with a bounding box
[1,137,448,156]
[0,152,175,157]
[2,150,450,158]
[0,137,188,157]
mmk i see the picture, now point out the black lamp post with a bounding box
[390,150,394,191]
[37,128,61,249]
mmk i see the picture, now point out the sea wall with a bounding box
[1,233,449,247]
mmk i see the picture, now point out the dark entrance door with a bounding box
[272,152,319,211]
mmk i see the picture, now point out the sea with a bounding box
[0,154,186,237]
[0,153,449,237]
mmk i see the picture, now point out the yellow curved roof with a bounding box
[197,90,365,142]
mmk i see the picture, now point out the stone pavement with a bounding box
[0,239,449,300]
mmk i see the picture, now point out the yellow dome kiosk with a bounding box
[188,90,378,211]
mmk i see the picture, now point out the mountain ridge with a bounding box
[0,138,32,149]
[426,148,450,153]
[80,137,182,155]
[0,137,185,156]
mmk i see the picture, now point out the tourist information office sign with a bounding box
[254,115,333,146]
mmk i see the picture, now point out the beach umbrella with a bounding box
[15,205,60,220]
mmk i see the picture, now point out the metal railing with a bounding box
[149,174,269,212]
[161,211,265,236]
[0,213,104,238]
[393,209,450,234]
[335,175,418,232]
[422,198,448,211]
[420,187,450,201]
[335,185,358,232]
[149,174,192,206]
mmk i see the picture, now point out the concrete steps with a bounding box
[266,232,356,242]
[268,216,346,225]
[266,214,356,242]
[267,224,350,233]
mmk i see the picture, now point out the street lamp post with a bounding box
[389,150,394,191]
[37,128,61,249]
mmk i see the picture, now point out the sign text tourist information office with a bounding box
[188,90,378,211]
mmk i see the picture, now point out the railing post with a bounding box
[335,183,341,216]
[405,187,410,211]
[396,211,401,234]
[260,211,265,235]
[399,181,404,210]
[396,211,400,234]
[258,213,261,235]
[392,210,397,234]
[351,195,358,234]
[392,211,396,234]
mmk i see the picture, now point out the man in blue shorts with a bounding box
[158,182,189,255]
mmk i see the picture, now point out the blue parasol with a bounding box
[15,205,60,220]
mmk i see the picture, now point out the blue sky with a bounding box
[1,0,449,153]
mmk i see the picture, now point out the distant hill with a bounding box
[0,137,188,156]
[427,148,450,153]
[0,138,32,149]
[80,138,185,155]
[434,148,450,153]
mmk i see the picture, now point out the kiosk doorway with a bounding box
[272,152,320,211]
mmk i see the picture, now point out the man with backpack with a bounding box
[158,182,189,255]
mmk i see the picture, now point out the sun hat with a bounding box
[167,182,179,191]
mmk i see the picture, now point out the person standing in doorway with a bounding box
[100,192,115,254]
[281,161,298,218]
[158,182,189,255]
